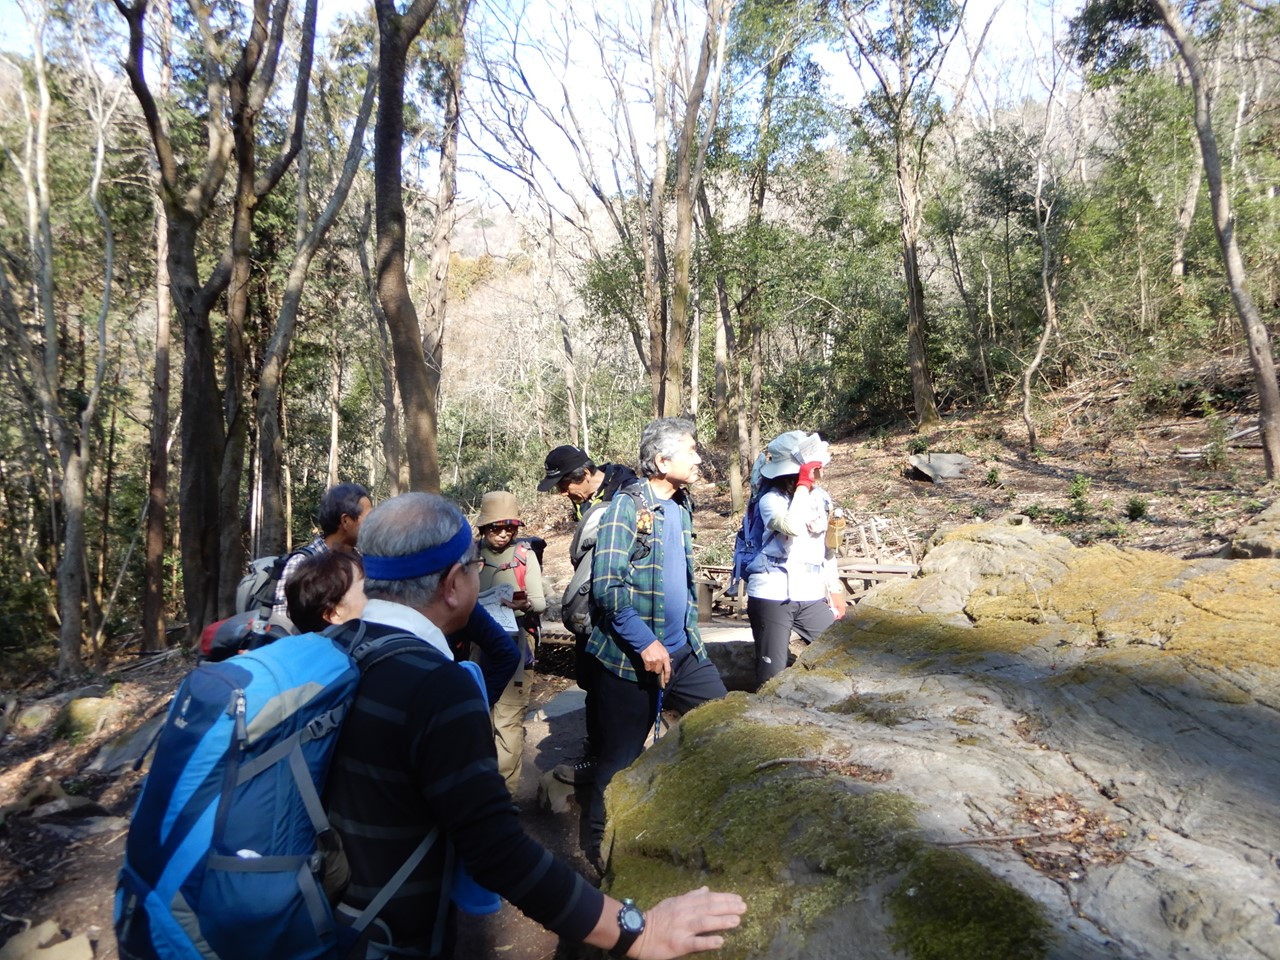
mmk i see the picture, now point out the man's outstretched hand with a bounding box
[631,887,747,959]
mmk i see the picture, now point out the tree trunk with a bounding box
[281,388,294,549]
[897,145,940,429]
[738,52,787,464]
[140,0,174,652]
[664,0,727,416]
[1154,0,1280,477]
[1023,159,1060,453]
[116,0,313,638]
[645,0,672,415]
[1171,132,1202,295]
[327,326,341,487]
[696,184,743,509]
[689,283,700,418]
[542,216,579,448]
[218,20,268,612]
[712,260,729,440]
[356,201,403,496]
[143,190,171,652]
[172,219,226,636]
[374,0,443,492]
[747,310,763,461]
[56,453,87,674]
[944,229,991,396]
[94,364,122,627]
[257,67,375,552]
[560,310,580,448]
[418,0,470,476]
[666,182,696,416]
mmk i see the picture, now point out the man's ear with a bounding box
[436,563,462,607]
[423,562,465,632]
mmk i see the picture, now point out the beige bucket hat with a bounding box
[475,490,524,529]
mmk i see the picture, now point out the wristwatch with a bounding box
[609,897,645,958]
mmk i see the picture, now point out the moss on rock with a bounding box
[54,697,121,743]
[604,694,921,958]
[887,849,1051,960]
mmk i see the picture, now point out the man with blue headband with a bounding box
[325,492,746,959]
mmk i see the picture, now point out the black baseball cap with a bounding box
[538,445,591,492]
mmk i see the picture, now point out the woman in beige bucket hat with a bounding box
[474,490,547,800]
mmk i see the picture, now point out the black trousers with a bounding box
[587,644,727,858]
[747,596,833,688]
[573,630,600,755]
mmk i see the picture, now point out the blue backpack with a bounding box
[114,624,437,960]
[727,495,770,596]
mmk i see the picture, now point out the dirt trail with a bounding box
[1,408,1271,956]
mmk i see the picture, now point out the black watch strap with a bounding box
[610,898,644,958]
[610,927,640,959]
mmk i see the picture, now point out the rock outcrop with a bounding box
[602,517,1280,960]
[1232,499,1280,559]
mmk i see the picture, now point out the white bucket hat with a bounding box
[759,431,831,480]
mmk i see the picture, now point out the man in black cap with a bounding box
[538,446,640,785]
[538,445,639,521]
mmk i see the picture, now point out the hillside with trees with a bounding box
[0,0,1274,679]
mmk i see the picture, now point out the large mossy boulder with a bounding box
[602,518,1280,960]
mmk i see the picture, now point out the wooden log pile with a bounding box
[696,513,920,616]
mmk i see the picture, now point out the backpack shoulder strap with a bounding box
[326,620,432,672]
[512,541,528,591]
[480,541,530,589]
[623,486,654,562]
[267,540,323,581]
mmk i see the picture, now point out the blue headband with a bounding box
[362,524,474,581]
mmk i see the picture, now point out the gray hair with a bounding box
[639,417,696,478]
[358,492,475,609]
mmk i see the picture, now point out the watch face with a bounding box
[619,901,645,935]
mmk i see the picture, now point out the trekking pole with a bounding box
[653,674,666,745]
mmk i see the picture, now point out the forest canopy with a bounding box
[0,0,1275,676]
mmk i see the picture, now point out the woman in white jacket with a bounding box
[746,431,840,688]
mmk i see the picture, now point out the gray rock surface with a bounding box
[37,816,129,841]
[907,452,977,482]
[0,925,91,960]
[86,713,164,775]
[699,621,756,691]
[14,703,58,734]
[0,922,59,960]
[1231,499,1280,558]
[605,518,1280,960]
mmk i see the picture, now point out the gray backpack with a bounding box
[560,486,650,637]
[234,543,321,614]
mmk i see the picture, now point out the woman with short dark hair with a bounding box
[284,550,367,633]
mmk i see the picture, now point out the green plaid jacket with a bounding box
[587,480,707,681]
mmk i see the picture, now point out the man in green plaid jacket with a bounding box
[584,417,728,869]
